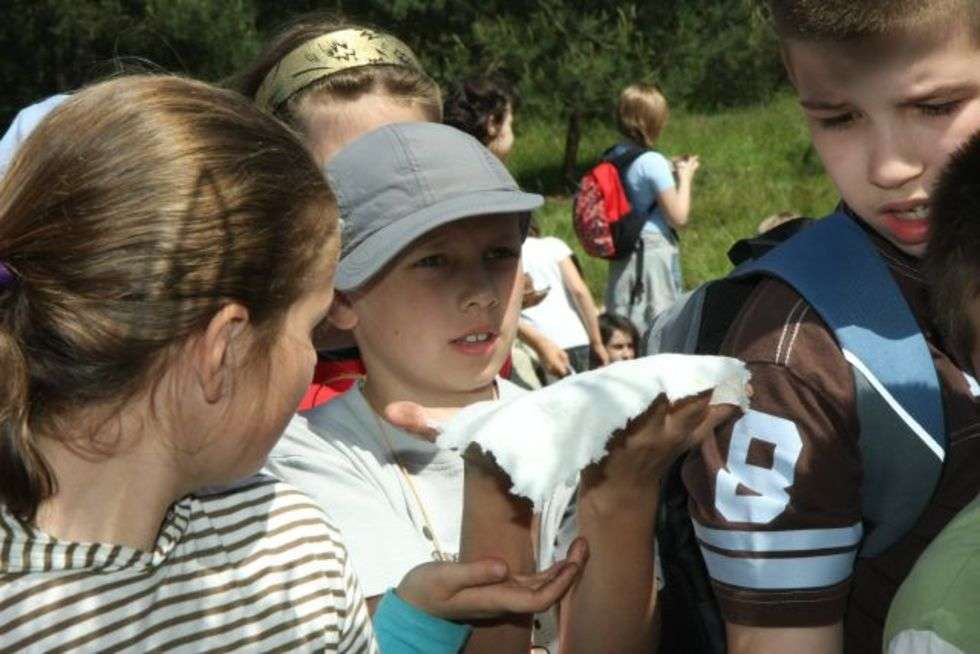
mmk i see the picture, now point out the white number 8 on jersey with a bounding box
[715,410,803,524]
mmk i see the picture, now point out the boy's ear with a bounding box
[194,303,251,403]
[486,116,500,140]
[328,291,359,331]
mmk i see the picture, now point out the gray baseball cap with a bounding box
[325,122,543,291]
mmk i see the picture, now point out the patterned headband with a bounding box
[255,28,423,113]
[0,262,14,289]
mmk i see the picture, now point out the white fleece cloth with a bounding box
[436,354,751,510]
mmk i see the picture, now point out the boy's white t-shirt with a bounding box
[264,379,577,648]
[521,236,591,351]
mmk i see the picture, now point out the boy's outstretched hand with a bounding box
[565,393,740,653]
[581,391,741,510]
[396,538,588,621]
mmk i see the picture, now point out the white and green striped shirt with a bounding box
[0,475,376,653]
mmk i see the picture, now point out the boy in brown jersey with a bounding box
[682,2,980,652]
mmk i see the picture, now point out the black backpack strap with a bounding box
[627,236,645,309]
[603,143,651,260]
[602,142,647,171]
[615,143,649,303]
[695,278,758,355]
[657,456,727,654]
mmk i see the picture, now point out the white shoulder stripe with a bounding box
[701,548,856,590]
[694,521,863,554]
[963,371,980,399]
[775,299,807,364]
[780,305,809,365]
[842,348,944,461]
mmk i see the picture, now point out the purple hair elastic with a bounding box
[0,262,14,289]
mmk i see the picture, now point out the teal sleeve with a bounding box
[374,589,472,653]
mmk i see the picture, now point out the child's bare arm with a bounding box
[517,321,571,377]
[560,395,738,653]
[727,622,843,654]
[658,155,700,230]
[456,449,540,653]
[557,257,609,366]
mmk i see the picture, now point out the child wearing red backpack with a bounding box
[602,83,700,338]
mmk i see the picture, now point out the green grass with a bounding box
[508,93,839,300]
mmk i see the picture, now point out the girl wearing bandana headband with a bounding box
[230,12,442,165]
[230,14,443,410]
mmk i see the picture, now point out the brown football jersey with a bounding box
[682,219,980,653]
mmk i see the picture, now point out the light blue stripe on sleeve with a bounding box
[694,521,863,553]
[701,548,856,590]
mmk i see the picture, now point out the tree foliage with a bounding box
[656,0,783,110]
[461,2,656,182]
[1,0,785,171]
[0,0,258,122]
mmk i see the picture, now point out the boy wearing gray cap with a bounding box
[267,122,702,651]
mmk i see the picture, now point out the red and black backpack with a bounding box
[572,143,648,260]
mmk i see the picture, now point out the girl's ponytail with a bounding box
[0,292,52,522]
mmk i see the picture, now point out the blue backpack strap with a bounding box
[731,211,946,556]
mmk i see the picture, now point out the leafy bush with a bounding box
[656,0,785,110]
[1,1,788,128]
[0,0,259,124]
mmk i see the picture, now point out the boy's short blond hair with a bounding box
[767,0,980,41]
[616,84,669,149]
